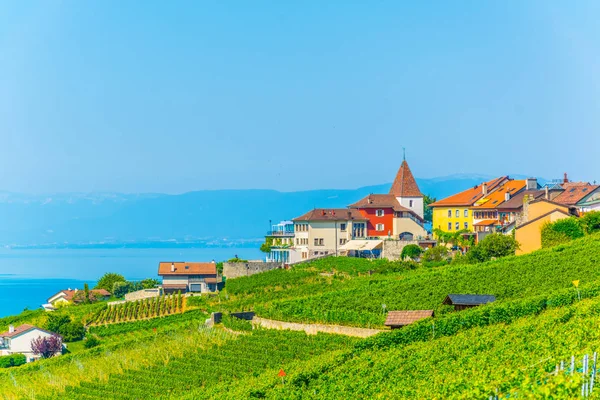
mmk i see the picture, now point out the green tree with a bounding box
[423,194,437,223]
[60,322,85,342]
[95,273,126,293]
[400,244,423,260]
[541,217,585,248]
[260,239,273,254]
[112,281,135,298]
[580,211,600,235]
[45,314,71,334]
[466,233,519,263]
[140,278,160,289]
[422,246,450,262]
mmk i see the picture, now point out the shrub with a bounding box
[400,244,423,260]
[0,354,26,368]
[45,314,71,334]
[95,273,126,293]
[112,281,135,298]
[580,211,600,235]
[465,233,519,263]
[541,218,584,248]
[61,321,86,342]
[422,246,450,262]
[83,336,100,349]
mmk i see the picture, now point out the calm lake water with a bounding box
[0,247,262,318]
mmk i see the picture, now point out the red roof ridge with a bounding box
[389,160,423,198]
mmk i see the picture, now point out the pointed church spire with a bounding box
[389,159,422,198]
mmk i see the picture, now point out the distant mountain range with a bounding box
[0,174,545,247]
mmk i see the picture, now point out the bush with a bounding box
[83,336,100,349]
[422,246,450,262]
[400,244,423,260]
[580,211,600,235]
[112,281,135,298]
[45,314,71,334]
[465,233,519,263]
[61,321,86,342]
[541,218,584,248]
[95,273,126,293]
[0,354,26,368]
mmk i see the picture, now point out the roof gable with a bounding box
[471,180,528,209]
[389,160,423,198]
[0,324,54,339]
[554,184,600,206]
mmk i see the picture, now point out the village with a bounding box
[3,158,599,367]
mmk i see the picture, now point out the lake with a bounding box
[0,247,262,318]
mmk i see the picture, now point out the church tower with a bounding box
[389,157,424,219]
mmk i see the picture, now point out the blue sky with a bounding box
[1,1,599,194]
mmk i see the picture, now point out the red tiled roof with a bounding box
[293,209,367,222]
[554,184,600,206]
[429,176,509,207]
[496,190,547,211]
[389,161,423,198]
[385,310,434,327]
[50,289,111,303]
[158,262,217,276]
[0,324,53,339]
[471,180,528,209]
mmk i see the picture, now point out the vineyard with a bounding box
[37,330,357,400]
[224,234,600,327]
[89,293,184,325]
[2,234,600,398]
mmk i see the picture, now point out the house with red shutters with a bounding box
[349,159,428,240]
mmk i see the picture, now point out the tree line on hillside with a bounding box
[541,211,600,248]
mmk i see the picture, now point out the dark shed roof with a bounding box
[442,294,496,306]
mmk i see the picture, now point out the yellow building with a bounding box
[515,199,572,254]
[429,176,508,234]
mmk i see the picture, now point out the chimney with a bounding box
[545,186,549,200]
[332,210,335,216]
[505,192,510,202]
[171,263,175,272]
[563,173,569,184]
[482,183,488,196]
[367,195,372,204]
[526,178,537,190]
[8,325,14,333]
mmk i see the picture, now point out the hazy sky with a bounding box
[1,1,599,194]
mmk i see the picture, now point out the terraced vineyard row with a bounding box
[89,293,184,325]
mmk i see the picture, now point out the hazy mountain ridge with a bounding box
[0,175,544,246]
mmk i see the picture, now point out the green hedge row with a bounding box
[0,354,27,368]
[357,284,600,351]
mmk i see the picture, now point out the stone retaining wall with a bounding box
[252,316,383,338]
[223,261,282,279]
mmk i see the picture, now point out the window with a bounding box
[456,210,460,218]
[409,200,413,207]
[448,222,452,230]
[448,210,452,218]
[376,223,384,231]
[376,209,384,217]
[314,238,319,246]
[455,222,460,230]
[319,238,324,246]
[464,210,468,217]
[464,222,468,229]
[339,238,347,245]
[340,223,347,232]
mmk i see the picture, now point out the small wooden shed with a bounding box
[384,310,434,329]
[442,294,496,311]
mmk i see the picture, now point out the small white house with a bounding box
[0,324,63,362]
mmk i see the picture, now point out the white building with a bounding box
[0,324,63,362]
[389,160,424,219]
[293,209,368,260]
